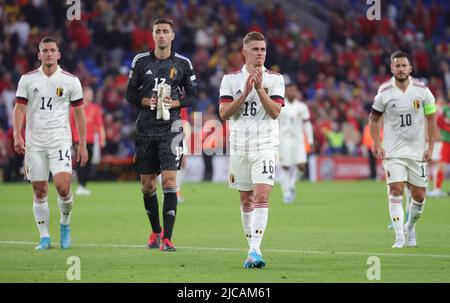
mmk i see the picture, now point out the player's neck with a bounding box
[155,47,171,60]
[394,77,410,92]
[245,64,262,73]
[41,64,58,77]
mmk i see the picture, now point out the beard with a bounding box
[394,74,408,82]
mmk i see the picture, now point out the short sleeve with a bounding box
[269,75,285,106]
[302,103,311,121]
[15,76,28,104]
[219,75,233,104]
[423,88,435,105]
[70,77,83,102]
[372,93,385,114]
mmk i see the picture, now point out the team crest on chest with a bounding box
[56,87,64,97]
[169,67,177,80]
[413,100,421,110]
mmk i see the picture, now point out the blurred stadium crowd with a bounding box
[0,0,449,179]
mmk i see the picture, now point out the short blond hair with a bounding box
[243,32,265,46]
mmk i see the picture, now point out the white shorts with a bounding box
[431,142,442,162]
[383,158,428,188]
[279,141,307,166]
[25,144,73,182]
[229,151,276,191]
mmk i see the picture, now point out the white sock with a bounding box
[250,206,269,255]
[406,199,425,230]
[404,186,412,219]
[240,205,254,246]
[289,167,299,191]
[280,168,290,198]
[33,197,50,238]
[389,195,404,240]
[58,192,73,225]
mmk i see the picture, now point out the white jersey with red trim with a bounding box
[372,76,435,160]
[219,65,285,154]
[279,98,312,145]
[16,66,83,151]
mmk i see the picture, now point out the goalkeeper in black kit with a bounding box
[125,18,198,251]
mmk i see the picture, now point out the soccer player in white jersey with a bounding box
[278,83,314,203]
[219,32,285,268]
[13,37,88,250]
[369,51,437,248]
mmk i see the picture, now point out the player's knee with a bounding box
[56,184,71,197]
[389,187,403,197]
[253,192,269,204]
[141,178,157,193]
[241,199,253,209]
[34,189,48,199]
[162,177,176,189]
[239,191,253,206]
[412,191,425,202]
[298,164,306,171]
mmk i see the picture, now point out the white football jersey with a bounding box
[279,99,312,145]
[219,65,285,154]
[16,66,83,151]
[372,77,435,160]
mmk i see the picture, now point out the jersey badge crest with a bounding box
[413,100,421,110]
[169,67,177,80]
[56,87,64,97]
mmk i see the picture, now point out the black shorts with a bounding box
[134,132,184,175]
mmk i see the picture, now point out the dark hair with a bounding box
[390,51,412,65]
[39,36,60,51]
[153,18,174,29]
[243,31,265,45]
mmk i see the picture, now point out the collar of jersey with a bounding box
[151,50,175,60]
[38,65,61,78]
[391,76,413,92]
[242,65,266,75]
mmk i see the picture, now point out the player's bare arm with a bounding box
[253,68,281,119]
[368,112,384,159]
[73,105,88,167]
[219,74,254,120]
[13,103,26,155]
[424,112,437,161]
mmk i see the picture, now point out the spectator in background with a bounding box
[0,0,449,170]
[202,103,219,181]
[322,122,346,155]
[361,123,377,180]
[3,127,24,182]
[70,86,106,196]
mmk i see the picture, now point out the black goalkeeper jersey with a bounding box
[125,50,197,136]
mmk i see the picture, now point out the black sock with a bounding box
[162,188,178,240]
[143,191,162,234]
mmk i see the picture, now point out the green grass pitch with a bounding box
[0,180,449,282]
